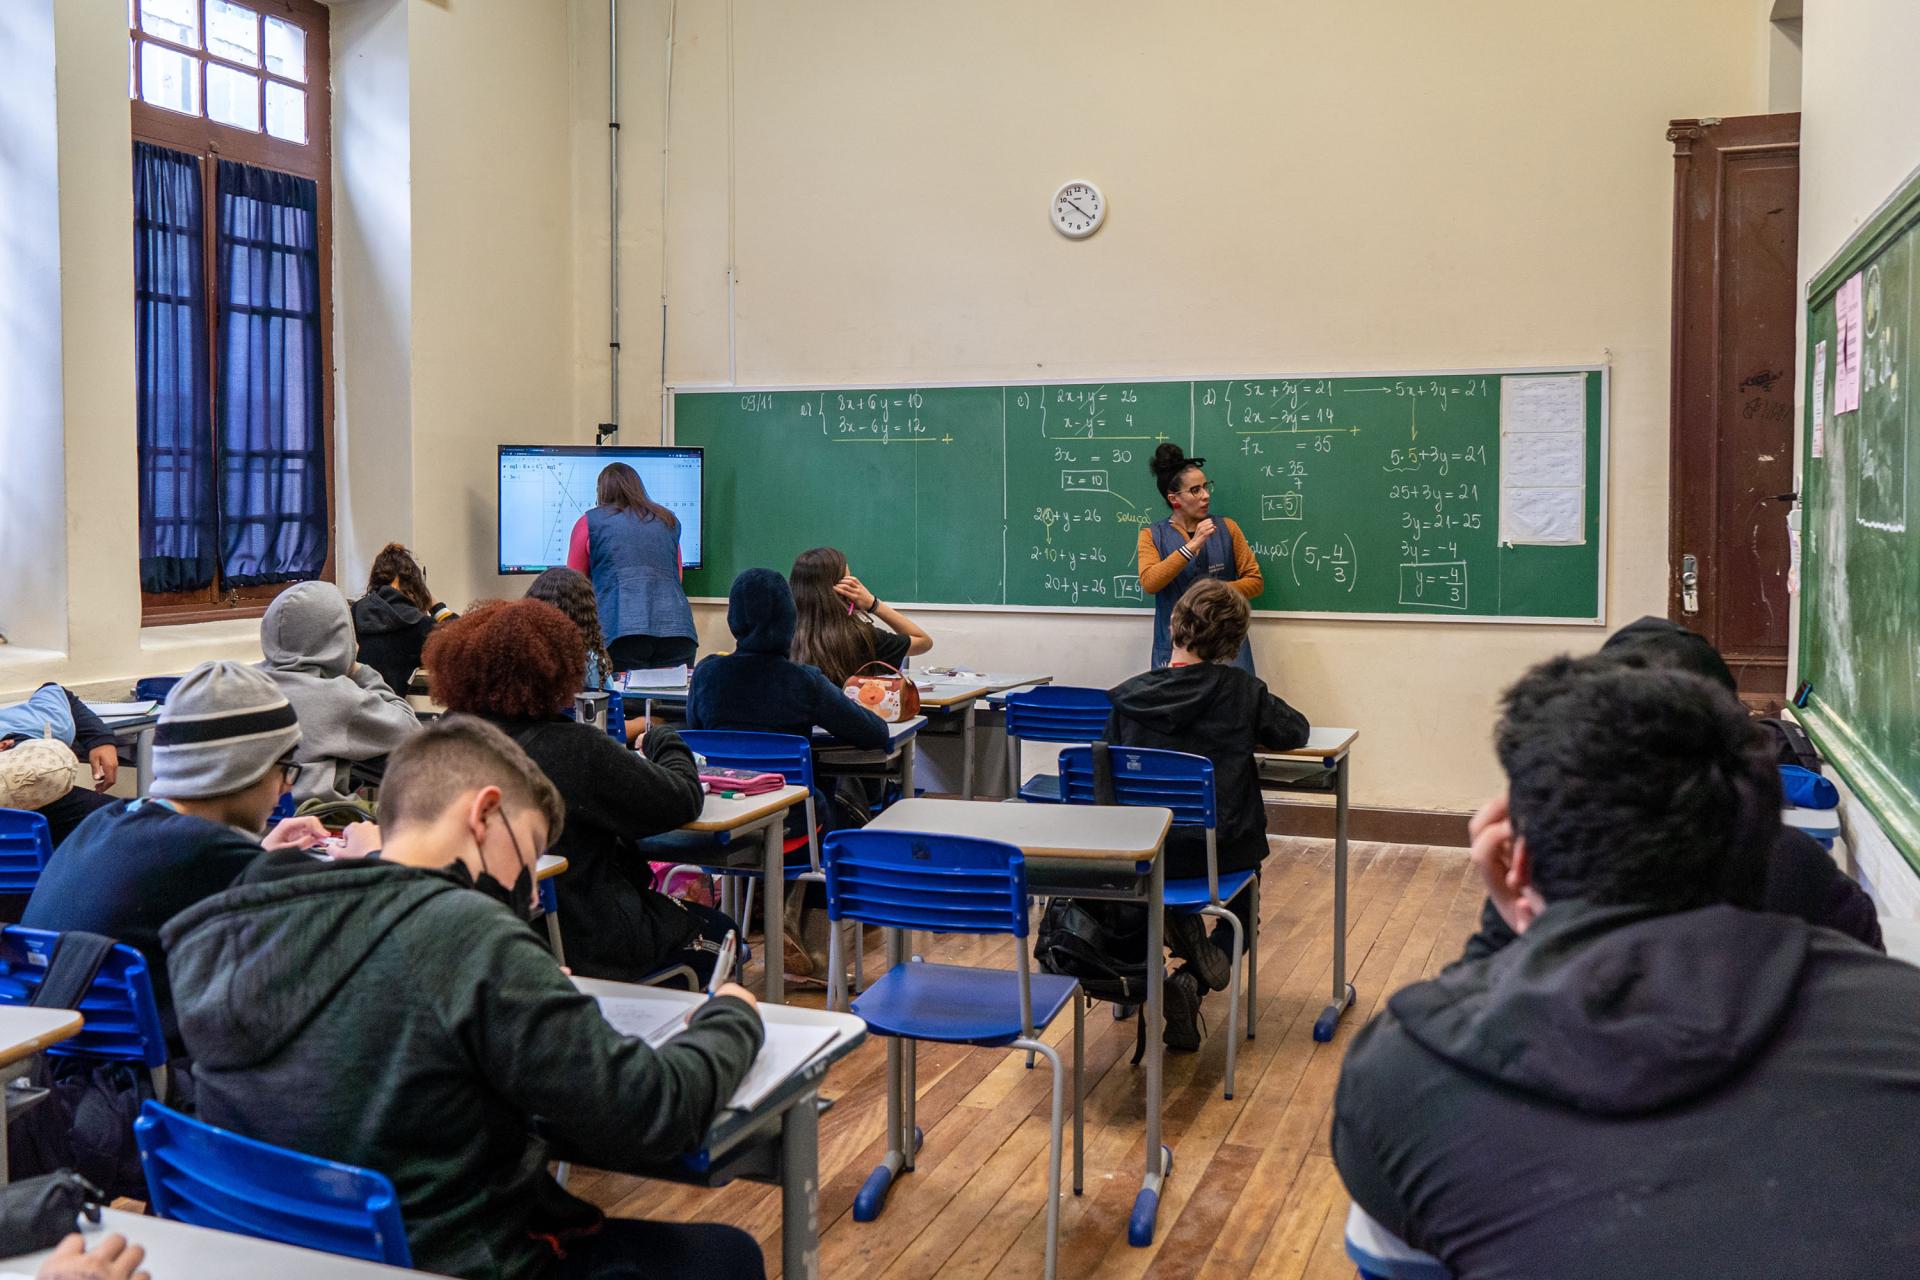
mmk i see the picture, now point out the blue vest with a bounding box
[1147,518,1255,674]
[586,506,697,644]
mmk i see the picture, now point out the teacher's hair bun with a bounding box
[1150,442,1189,480]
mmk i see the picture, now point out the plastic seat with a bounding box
[1344,1203,1452,1279]
[825,828,1083,1280]
[0,810,54,898]
[0,926,169,1096]
[135,1101,411,1267]
[1059,745,1257,1099]
[1002,686,1112,803]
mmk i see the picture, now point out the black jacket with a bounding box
[685,568,888,749]
[481,717,707,982]
[1106,663,1309,880]
[351,586,450,696]
[1456,826,1885,961]
[162,858,761,1280]
[1333,900,1920,1279]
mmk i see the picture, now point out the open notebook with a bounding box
[598,996,838,1113]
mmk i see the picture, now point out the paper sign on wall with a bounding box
[1497,373,1586,546]
[1835,274,1864,415]
[1811,341,1827,459]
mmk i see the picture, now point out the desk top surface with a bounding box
[1,1209,432,1277]
[0,1005,83,1067]
[535,853,568,881]
[683,783,810,832]
[814,716,925,749]
[1256,726,1359,761]
[868,797,1169,862]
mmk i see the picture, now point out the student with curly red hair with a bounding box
[424,599,734,982]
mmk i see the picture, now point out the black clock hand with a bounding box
[1067,199,1094,218]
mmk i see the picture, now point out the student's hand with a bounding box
[89,745,119,792]
[1185,518,1218,552]
[263,815,330,851]
[339,821,382,859]
[37,1232,150,1280]
[1469,793,1542,935]
[714,982,759,1011]
[833,575,877,612]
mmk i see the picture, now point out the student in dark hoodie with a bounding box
[351,542,457,696]
[1106,578,1309,1049]
[424,598,733,983]
[163,715,765,1280]
[1455,614,1881,961]
[1331,656,1920,1280]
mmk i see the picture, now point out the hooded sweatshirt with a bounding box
[685,568,889,749]
[1332,901,1920,1280]
[1106,663,1309,880]
[260,581,419,802]
[351,585,450,698]
[162,858,762,1280]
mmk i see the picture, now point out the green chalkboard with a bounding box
[1798,166,1920,873]
[673,367,1605,621]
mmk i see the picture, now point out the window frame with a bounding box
[131,0,335,626]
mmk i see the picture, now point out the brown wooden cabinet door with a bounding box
[1668,113,1800,707]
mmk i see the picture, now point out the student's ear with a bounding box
[463,785,505,845]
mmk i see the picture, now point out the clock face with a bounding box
[1052,181,1105,238]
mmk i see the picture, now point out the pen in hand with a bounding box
[678,931,741,1032]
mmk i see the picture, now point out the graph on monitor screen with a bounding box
[498,447,704,572]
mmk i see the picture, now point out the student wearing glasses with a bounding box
[23,662,373,1054]
[1138,443,1263,672]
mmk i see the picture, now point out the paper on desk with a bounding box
[620,665,690,690]
[83,700,160,719]
[1835,273,1863,416]
[597,997,839,1111]
[1,1270,37,1280]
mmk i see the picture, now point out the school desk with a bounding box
[536,853,570,963]
[571,976,866,1280]
[813,715,926,809]
[0,1207,432,1278]
[0,1005,83,1186]
[863,797,1178,1247]
[918,670,1052,800]
[96,710,158,796]
[1255,726,1360,1041]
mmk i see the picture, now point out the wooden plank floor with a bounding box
[570,837,1481,1277]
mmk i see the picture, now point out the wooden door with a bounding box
[1668,113,1800,707]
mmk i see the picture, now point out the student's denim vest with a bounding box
[586,506,697,643]
[1147,517,1256,674]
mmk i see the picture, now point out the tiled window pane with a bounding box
[264,16,306,82]
[207,63,260,131]
[139,0,198,48]
[265,81,306,142]
[207,1,259,67]
[140,41,199,116]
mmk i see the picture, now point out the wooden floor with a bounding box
[572,837,1482,1278]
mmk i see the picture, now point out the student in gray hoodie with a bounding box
[259,580,419,803]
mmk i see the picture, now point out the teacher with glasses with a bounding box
[1137,443,1263,671]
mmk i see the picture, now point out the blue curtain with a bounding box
[215,160,327,586]
[134,143,217,593]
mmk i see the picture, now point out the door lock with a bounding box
[1680,554,1700,615]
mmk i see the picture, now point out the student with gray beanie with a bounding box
[24,661,374,1050]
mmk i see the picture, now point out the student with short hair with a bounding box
[164,715,766,1280]
[1105,578,1309,1049]
[425,599,732,983]
[0,683,121,848]
[1332,656,1920,1279]
[788,547,932,686]
[352,542,457,696]
[261,580,420,803]
[24,662,356,1051]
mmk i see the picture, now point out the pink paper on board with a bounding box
[1835,273,1864,415]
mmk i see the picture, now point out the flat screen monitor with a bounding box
[497,445,703,574]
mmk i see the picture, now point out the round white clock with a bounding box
[1051,180,1105,239]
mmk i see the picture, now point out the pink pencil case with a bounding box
[699,767,786,795]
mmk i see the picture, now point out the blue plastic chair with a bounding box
[1002,686,1112,802]
[135,1101,412,1266]
[824,828,1083,1280]
[1059,745,1257,1099]
[0,809,54,898]
[0,926,169,1095]
[133,677,180,704]
[1344,1203,1452,1279]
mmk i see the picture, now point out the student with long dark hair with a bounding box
[788,546,932,686]
[1137,443,1262,672]
[527,567,615,691]
[566,463,698,671]
[352,542,456,696]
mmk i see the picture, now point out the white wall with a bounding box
[631,0,1767,812]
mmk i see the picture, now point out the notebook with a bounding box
[83,700,161,719]
[620,665,690,690]
[597,996,839,1112]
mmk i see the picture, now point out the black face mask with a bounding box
[449,815,537,925]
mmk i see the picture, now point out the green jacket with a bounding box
[161,859,762,1280]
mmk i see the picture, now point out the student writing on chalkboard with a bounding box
[1139,444,1262,673]
[566,463,699,672]
[788,546,933,686]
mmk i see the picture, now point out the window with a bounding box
[130,0,333,624]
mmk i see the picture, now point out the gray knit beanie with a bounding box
[152,661,301,800]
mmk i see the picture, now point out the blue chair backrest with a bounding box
[0,810,54,896]
[1002,685,1112,745]
[0,926,167,1068]
[823,829,1029,938]
[135,1101,412,1267]
[1058,745,1217,832]
[133,676,181,703]
[679,730,815,790]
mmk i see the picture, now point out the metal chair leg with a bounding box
[1247,874,1260,1040]
[1016,1037,1067,1280]
[1202,904,1244,1099]
[1072,993,1084,1194]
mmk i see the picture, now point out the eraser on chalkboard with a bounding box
[1792,681,1813,708]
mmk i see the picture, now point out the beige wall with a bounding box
[636,0,1767,812]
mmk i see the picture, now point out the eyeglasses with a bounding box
[1182,481,1216,497]
[275,758,299,789]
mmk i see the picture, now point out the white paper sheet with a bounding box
[1812,341,1827,459]
[619,665,690,690]
[595,996,840,1112]
[1501,431,1585,489]
[83,700,160,719]
[1786,506,1802,595]
[1835,274,1864,415]
[597,996,686,1046]
[1500,487,1583,545]
[1498,373,1588,545]
[1499,373,1586,433]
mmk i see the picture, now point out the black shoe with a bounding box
[1163,968,1205,1052]
[1166,913,1231,993]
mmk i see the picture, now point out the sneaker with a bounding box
[1166,912,1231,993]
[1163,968,1206,1052]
